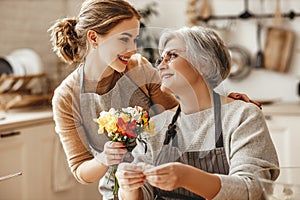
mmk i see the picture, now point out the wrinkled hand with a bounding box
[116,163,149,191]
[228,92,262,109]
[94,141,127,166]
[144,162,184,191]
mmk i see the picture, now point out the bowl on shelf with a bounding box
[255,167,300,200]
[5,48,44,76]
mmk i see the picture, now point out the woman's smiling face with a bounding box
[97,17,140,73]
[157,37,201,94]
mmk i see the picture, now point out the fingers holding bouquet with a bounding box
[95,141,128,166]
[105,141,128,165]
[94,106,155,196]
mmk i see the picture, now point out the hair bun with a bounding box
[49,18,80,64]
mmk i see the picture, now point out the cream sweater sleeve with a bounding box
[213,102,279,200]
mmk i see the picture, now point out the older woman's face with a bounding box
[157,37,201,94]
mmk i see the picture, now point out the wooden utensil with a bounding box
[264,28,294,72]
[200,0,212,20]
[274,0,283,27]
[263,0,295,72]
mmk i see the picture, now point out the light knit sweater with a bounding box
[132,100,279,200]
[52,63,178,184]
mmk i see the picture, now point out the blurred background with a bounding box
[0,0,299,102]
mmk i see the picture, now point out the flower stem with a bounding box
[111,165,119,199]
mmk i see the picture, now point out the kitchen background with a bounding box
[0,0,300,102]
[131,0,300,102]
[1,0,300,199]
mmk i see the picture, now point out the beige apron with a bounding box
[153,92,229,200]
[79,66,153,200]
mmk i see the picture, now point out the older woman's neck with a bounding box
[178,82,213,114]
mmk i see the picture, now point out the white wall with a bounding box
[0,0,83,91]
[129,0,300,102]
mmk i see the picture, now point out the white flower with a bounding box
[108,108,117,114]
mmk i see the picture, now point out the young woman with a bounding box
[116,26,279,200]
[49,0,177,199]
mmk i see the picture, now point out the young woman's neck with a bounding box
[84,51,114,81]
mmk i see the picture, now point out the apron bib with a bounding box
[154,92,229,200]
[79,66,152,200]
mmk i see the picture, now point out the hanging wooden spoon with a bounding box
[274,0,283,27]
[200,0,212,20]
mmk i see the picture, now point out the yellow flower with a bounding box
[95,113,118,134]
[93,106,154,199]
[144,121,155,135]
[119,113,130,122]
[140,111,149,125]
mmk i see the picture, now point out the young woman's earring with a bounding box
[92,43,98,49]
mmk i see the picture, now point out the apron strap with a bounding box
[79,64,102,153]
[163,105,181,146]
[80,64,85,94]
[213,91,224,148]
[164,92,224,148]
[155,92,226,199]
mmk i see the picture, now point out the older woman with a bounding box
[116,26,279,200]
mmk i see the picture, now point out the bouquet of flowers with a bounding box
[94,106,154,197]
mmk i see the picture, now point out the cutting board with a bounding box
[264,27,295,72]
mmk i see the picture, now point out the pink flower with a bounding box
[116,118,137,138]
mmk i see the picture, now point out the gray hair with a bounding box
[158,26,231,88]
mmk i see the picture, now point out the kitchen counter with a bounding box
[0,106,53,132]
[261,101,300,116]
[0,105,102,200]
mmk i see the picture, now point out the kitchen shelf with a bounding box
[197,10,300,22]
[197,0,300,22]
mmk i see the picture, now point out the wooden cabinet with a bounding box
[0,116,101,200]
[265,114,300,167]
[0,129,25,199]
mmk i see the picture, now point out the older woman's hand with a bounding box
[116,163,146,191]
[143,162,185,191]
